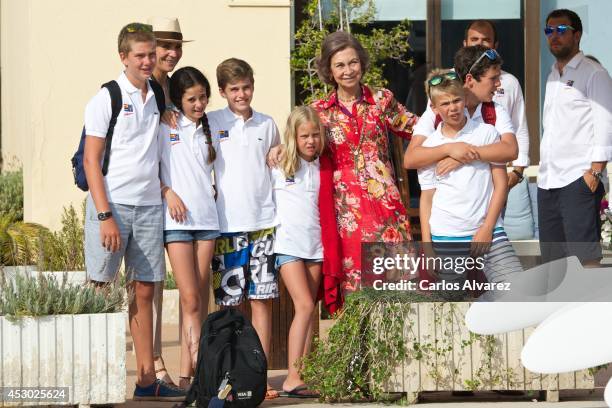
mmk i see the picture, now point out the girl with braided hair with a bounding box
[159,66,219,389]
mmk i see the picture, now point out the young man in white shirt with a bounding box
[404,45,518,173]
[83,23,185,400]
[207,58,281,399]
[539,9,612,265]
[463,19,530,187]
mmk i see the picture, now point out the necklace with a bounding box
[337,90,361,104]
[338,95,358,103]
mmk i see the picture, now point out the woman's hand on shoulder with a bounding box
[161,109,179,129]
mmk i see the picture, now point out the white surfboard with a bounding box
[520,302,612,374]
[465,256,612,335]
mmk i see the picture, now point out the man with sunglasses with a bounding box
[404,45,518,173]
[464,19,529,188]
[538,9,612,266]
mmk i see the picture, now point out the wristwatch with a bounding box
[97,211,113,221]
[589,169,603,180]
[512,169,524,182]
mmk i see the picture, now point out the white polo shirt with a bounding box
[84,72,161,205]
[539,52,612,189]
[493,70,530,167]
[158,114,220,231]
[208,107,280,233]
[272,158,323,259]
[418,119,502,236]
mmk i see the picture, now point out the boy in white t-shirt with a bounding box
[418,69,523,288]
[83,23,184,400]
[207,58,280,399]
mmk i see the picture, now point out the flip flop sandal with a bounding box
[279,385,320,399]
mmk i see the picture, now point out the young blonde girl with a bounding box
[272,106,324,397]
[158,66,219,390]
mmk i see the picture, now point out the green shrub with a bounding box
[0,273,125,321]
[0,168,23,220]
[301,288,442,402]
[0,212,49,266]
[164,270,177,289]
[38,203,85,271]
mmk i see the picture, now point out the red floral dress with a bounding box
[312,85,418,292]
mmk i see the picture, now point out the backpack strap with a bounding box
[149,79,166,117]
[481,101,497,125]
[101,80,122,176]
[434,113,442,129]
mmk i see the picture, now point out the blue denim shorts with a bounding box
[84,195,165,283]
[164,229,220,244]
[274,253,323,269]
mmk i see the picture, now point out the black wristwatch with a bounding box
[512,169,524,182]
[97,211,113,221]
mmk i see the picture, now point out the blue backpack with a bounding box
[71,79,165,191]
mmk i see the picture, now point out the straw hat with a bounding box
[147,17,193,43]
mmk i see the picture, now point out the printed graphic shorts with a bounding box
[212,228,279,306]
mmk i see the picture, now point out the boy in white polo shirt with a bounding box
[207,58,280,399]
[418,69,522,289]
[83,22,184,401]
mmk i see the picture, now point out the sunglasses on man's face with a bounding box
[544,24,575,37]
[125,23,153,33]
[428,71,460,87]
[468,49,500,75]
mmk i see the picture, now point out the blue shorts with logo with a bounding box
[212,228,278,306]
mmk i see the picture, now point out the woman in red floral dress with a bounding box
[312,31,418,295]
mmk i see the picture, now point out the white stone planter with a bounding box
[162,289,180,325]
[0,313,126,407]
[381,303,594,403]
[35,271,87,285]
[0,265,38,277]
[1,268,86,286]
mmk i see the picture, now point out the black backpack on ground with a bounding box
[71,79,165,191]
[186,308,267,408]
